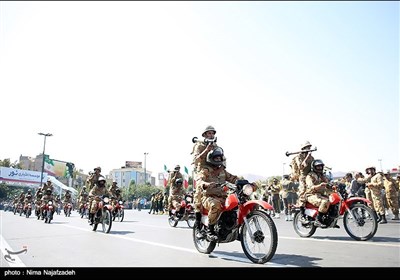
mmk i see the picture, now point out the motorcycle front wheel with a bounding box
[101,208,112,233]
[343,203,377,241]
[186,214,196,228]
[293,212,316,238]
[168,216,178,227]
[116,209,124,222]
[193,225,216,254]
[240,210,278,264]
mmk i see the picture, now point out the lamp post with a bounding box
[38,132,53,188]
[378,159,383,172]
[144,152,149,184]
[282,162,286,176]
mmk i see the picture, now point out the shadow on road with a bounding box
[211,251,321,267]
[311,235,400,243]
[111,230,135,235]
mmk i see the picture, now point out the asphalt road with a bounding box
[1,208,399,270]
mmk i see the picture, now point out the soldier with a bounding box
[270,178,281,219]
[191,125,221,233]
[63,190,72,214]
[109,181,119,211]
[23,189,33,214]
[88,176,110,225]
[42,178,54,193]
[304,159,332,227]
[78,186,89,214]
[290,141,315,216]
[196,147,241,241]
[169,178,186,217]
[364,166,387,224]
[383,170,399,220]
[87,167,103,189]
[281,174,297,221]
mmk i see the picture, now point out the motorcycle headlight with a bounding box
[243,184,254,196]
[186,197,192,202]
[48,201,53,205]
[103,197,110,203]
[118,200,123,204]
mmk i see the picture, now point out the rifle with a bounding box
[285,147,317,157]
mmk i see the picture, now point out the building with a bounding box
[110,167,154,188]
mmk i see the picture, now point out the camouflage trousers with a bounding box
[365,188,375,211]
[193,184,203,213]
[386,194,399,215]
[369,186,385,215]
[297,175,307,206]
[201,196,225,225]
[170,196,183,212]
[305,193,330,213]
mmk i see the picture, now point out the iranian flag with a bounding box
[163,164,169,188]
[184,166,189,189]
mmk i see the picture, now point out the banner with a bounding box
[163,165,169,188]
[183,166,189,189]
[0,167,47,185]
[126,161,142,168]
[44,156,74,178]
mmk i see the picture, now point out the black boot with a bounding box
[314,213,324,227]
[207,224,218,242]
[300,206,306,217]
[194,212,203,239]
[379,214,387,224]
[374,211,381,222]
[88,213,94,225]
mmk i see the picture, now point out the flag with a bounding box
[163,165,169,188]
[183,166,189,189]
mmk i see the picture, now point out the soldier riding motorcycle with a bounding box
[292,159,378,241]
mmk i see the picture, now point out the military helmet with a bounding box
[202,125,216,137]
[301,141,312,150]
[174,165,180,170]
[365,166,376,173]
[94,166,102,172]
[175,178,183,185]
[311,159,324,173]
[98,176,106,186]
[206,147,224,167]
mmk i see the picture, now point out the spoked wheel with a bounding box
[116,209,124,222]
[101,208,112,233]
[187,214,196,228]
[343,203,378,241]
[293,212,316,238]
[193,224,216,254]
[168,216,178,227]
[240,210,278,264]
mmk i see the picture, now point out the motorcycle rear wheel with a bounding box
[293,212,316,238]
[240,210,278,264]
[343,203,377,241]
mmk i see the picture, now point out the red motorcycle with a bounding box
[112,199,125,222]
[168,193,195,228]
[193,180,278,264]
[64,202,72,217]
[42,200,55,224]
[24,202,32,218]
[91,195,113,233]
[292,183,378,241]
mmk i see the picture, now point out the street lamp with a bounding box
[378,159,383,172]
[144,152,149,184]
[38,132,53,188]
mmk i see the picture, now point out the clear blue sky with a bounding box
[0,1,398,181]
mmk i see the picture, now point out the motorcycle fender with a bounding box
[305,208,318,218]
[340,197,372,214]
[224,194,239,211]
[105,205,113,211]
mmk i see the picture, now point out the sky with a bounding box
[0,1,398,183]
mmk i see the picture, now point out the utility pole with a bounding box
[38,132,53,188]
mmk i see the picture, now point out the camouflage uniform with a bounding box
[169,180,186,212]
[290,142,314,207]
[281,176,297,220]
[305,171,331,214]
[108,183,119,210]
[166,170,183,210]
[88,183,110,214]
[367,172,386,219]
[383,172,399,220]
[197,165,239,225]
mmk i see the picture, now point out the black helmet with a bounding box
[206,147,224,167]
[175,178,183,185]
[312,159,325,173]
[45,189,52,195]
[116,188,121,193]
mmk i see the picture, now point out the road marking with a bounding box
[61,224,293,267]
[279,236,400,248]
[0,235,26,267]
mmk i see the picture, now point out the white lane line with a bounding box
[61,224,293,267]
[0,235,26,267]
[279,236,400,248]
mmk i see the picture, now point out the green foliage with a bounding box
[0,158,22,169]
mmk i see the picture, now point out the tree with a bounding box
[0,158,22,169]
